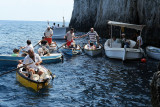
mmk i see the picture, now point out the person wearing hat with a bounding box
[44,26,53,45]
[121,33,130,48]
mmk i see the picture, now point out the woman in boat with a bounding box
[44,26,53,45]
[23,49,44,79]
[79,28,100,48]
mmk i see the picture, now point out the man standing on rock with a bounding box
[80,28,100,47]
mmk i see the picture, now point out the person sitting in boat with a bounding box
[64,28,77,48]
[12,48,21,57]
[44,26,53,45]
[23,49,44,79]
[41,37,48,46]
[134,31,143,48]
[121,33,130,48]
[38,46,50,56]
[51,23,56,30]
[80,28,99,48]
[21,40,34,56]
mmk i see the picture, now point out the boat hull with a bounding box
[0,53,62,66]
[84,44,102,57]
[104,40,143,60]
[61,45,81,56]
[16,67,52,91]
[146,46,160,60]
[52,27,67,40]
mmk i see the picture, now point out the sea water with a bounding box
[0,20,157,106]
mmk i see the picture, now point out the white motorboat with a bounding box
[146,46,160,60]
[104,21,144,61]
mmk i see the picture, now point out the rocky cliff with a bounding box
[69,0,160,46]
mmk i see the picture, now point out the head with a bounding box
[42,37,45,40]
[47,26,50,30]
[113,36,116,41]
[136,31,140,36]
[28,49,34,58]
[27,40,31,45]
[70,28,74,34]
[53,23,55,25]
[13,48,19,53]
[121,33,125,38]
[90,28,94,33]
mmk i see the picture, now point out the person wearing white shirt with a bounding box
[23,49,43,79]
[44,26,53,45]
[21,40,34,56]
[134,31,143,48]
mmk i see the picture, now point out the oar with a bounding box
[33,40,42,48]
[57,42,67,51]
[0,62,33,77]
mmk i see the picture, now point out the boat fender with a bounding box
[141,58,146,63]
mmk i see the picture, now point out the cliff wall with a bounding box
[69,0,160,46]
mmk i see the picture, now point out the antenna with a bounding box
[63,17,65,27]
[47,20,49,26]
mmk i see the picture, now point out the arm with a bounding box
[35,55,42,66]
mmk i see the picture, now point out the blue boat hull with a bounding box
[61,45,81,56]
[0,53,62,66]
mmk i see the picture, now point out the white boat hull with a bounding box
[146,46,160,60]
[84,44,102,56]
[104,39,143,60]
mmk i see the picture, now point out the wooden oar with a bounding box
[57,42,67,50]
[33,40,42,48]
[0,62,33,77]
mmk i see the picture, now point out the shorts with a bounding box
[44,37,52,45]
[66,40,73,47]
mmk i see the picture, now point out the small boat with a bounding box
[0,53,63,66]
[146,46,160,60]
[38,41,57,52]
[104,21,144,61]
[61,45,81,56]
[83,44,103,56]
[16,65,54,91]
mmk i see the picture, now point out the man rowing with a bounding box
[64,28,77,48]
[23,49,43,79]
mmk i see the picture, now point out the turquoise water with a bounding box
[0,20,157,107]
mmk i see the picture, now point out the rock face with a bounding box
[69,0,160,46]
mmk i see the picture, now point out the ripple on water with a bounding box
[0,20,155,106]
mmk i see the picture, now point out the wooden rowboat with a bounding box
[83,44,103,56]
[61,45,81,56]
[146,46,160,60]
[0,53,63,66]
[16,65,54,91]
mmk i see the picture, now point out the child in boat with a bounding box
[12,48,20,57]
